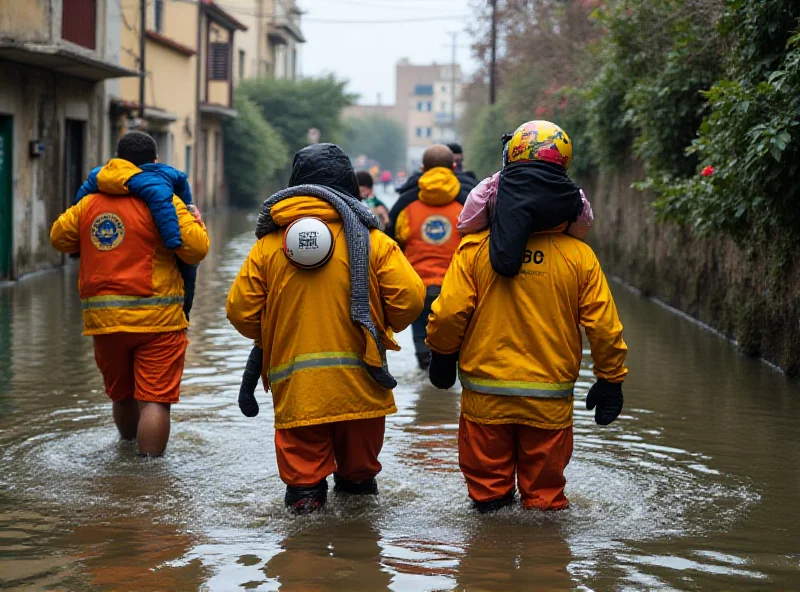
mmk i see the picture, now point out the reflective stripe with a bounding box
[460,373,574,398]
[81,295,184,310]
[270,352,366,385]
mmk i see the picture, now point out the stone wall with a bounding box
[587,165,800,376]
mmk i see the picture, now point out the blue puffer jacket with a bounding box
[74,162,193,250]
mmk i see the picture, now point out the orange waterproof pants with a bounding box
[458,416,573,510]
[275,416,385,487]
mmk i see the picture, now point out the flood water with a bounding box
[1,208,799,591]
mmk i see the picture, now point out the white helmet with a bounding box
[282,217,335,269]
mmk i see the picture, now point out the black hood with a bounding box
[288,143,360,199]
[489,161,583,277]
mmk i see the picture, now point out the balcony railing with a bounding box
[435,112,455,125]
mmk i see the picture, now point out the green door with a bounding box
[0,116,12,280]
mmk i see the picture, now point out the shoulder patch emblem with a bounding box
[422,215,453,245]
[91,213,125,251]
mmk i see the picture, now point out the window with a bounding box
[426,128,432,138]
[154,0,164,33]
[441,102,447,111]
[417,101,424,112]
[416,127,423,138]
[239,49,246,80]
[185,145,192,177]
[441,85,447,92]
[62,0,97,49]
[427,101,433,112]
[209,43,230,81]
[414,84,433,96]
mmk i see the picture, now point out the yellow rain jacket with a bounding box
[50,159,209,335]
[226,197,425,429]
[426,228,628,430]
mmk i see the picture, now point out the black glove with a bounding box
[429,352,459,390]
[586,379,623,426]
[238,345,263,417]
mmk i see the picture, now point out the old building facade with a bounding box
[1,0,301,281]
[115,0,245,213]
[226,0,305,84]
[0,0,137,280]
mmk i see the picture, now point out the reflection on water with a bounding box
[1,210,799,591]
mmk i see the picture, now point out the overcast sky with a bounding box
[299,0,481,105]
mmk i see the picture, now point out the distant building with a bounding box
[114,0,246,212]
[227,0,305,83]
[342,104,396,121]
[0,0,138,280]
[395,59,465,172]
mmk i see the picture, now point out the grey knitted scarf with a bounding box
[255,184,397,390]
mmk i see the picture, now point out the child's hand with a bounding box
[187,204,204,225]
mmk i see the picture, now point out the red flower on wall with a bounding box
[701,166,715,177]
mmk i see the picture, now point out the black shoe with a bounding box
[473,493,515,514]
[333,474,379,495]
[417,352,432,371]
[285,480,328,515]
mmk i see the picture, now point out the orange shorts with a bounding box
[92,331,188,404]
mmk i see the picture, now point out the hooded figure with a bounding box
[288,143,361,199]
[227,143,425,515]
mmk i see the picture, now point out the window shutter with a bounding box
[62,0,97,49]
[209,43,230,81]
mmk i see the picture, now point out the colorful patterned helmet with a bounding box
[503,120,572,171]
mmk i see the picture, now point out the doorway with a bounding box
[0,115,12,280]
[64,119,85,209]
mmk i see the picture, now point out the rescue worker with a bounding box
[74,132,200,319]
[388,144,465,370]
[426,121,628,513]
[50,132,209,456]
[395,146,477,195]
[226,143,425,514]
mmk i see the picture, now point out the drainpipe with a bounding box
[194,0,202,197]
[139,0,147,118]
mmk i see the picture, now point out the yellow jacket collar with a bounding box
[538,222,570,234]
[419,167,460,206]
[97,158,142,195]
[271,197,342,226]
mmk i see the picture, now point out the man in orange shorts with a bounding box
[426,121,628,512]
[50,132,209,455]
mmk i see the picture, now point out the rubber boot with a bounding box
[333,474,379,495]
[472,492,515,514]
[285,480,328,515]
